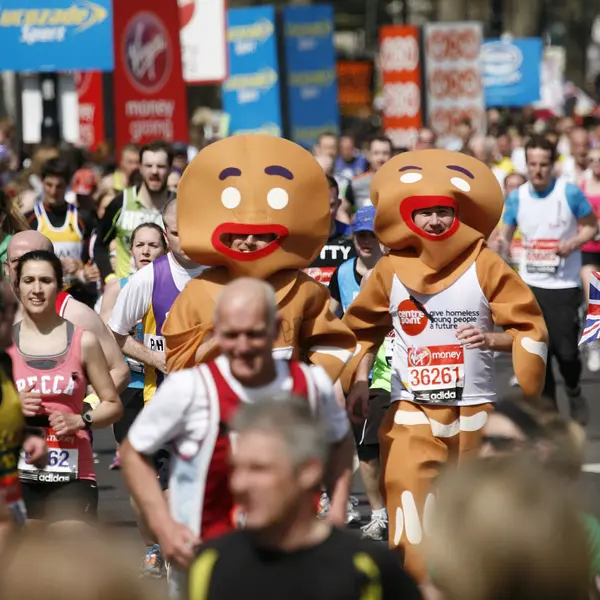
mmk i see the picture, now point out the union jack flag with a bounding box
[580,272,600,345]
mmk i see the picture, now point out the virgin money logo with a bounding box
[408,347,431,367]
[123,12,172,94]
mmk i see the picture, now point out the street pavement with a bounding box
[95,352,600,540]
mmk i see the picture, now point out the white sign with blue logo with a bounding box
[0,0,114,72]
[481,37,542,107]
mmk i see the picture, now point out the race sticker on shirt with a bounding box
[144,334,166,353]
[19,429,79,483]
[304,266,334,286]
[508,239,523,269]
[525,239,560,274]
[384,330,395,365]
[407,344,464,403]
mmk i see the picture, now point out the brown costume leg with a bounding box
[458,403,494,460]
[379,400,491,582]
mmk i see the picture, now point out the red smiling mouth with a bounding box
[400,195,460,241]
[211,223,289,261]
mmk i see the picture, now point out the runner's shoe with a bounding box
[109,453,121,470]
[346,496,361,525]
[141,544,164,579]
[360,514,389,541]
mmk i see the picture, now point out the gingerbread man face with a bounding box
[177,135,330,279]
[371,149,504,256]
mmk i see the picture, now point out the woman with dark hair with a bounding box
[8,250,122,525]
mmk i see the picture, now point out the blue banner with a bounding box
[481,38,542,107]
[282,4,339,149]
[0,0,114,72]
[222,6,282,137]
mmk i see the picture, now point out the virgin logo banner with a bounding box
[113,0,188,151]
[75,71,105,151]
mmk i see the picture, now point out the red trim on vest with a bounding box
[55,291,72,317]
[199,360,310,541]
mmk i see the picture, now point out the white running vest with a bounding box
[389,263,496,406]
[516,178,581,289]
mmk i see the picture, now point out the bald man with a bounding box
[121,277,353,581]
[5,231,129,393]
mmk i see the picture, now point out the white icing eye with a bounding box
[267,187,289,210]
[451,177,471,192]
[221,187,241,209]
[400,172,422,184]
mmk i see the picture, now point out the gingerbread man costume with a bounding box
[341,149,548,581]
[163,135,356,381]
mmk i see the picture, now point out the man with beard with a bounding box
[94,141,175,280]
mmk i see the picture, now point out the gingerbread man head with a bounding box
[177,135,331,279]
[371,149,504,271]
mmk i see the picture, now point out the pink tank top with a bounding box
[580,180,600,253]
[8,323,94,482]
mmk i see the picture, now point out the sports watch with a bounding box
[82,412,93,431]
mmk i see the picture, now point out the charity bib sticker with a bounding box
[19,429,78,483]
[525,239,560,274]
[407,344,464,403]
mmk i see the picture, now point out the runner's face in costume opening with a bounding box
[412,206,455,236]
[177,135,330,279]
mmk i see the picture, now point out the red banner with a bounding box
[379,25,423,150]
[75,71,105,151]
[113,0,188,152]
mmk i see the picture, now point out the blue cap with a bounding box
[353,205,376,233]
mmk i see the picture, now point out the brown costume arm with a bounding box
[340,257,394,392]
[302,281,357,382]
[163,281,213,372]
[476,248,548,397]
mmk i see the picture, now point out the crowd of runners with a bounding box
[0,111,599,599]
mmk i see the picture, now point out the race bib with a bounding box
[525,239,560,274]
[303,267,334,286]
[508,239,523,270]
[144,334,166,354]
[407,344,464,403]
[19,429,79,483]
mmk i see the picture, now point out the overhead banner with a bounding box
[75,71,105,150]
[0,0,114,72]
[282,4,339,148]
[379,25,423,150]
[482,38,542,107]
[178,0,227,83]
[423,22,485,145]
[222,6,282,136]
[113,0,188,151]
[337,61,373,116]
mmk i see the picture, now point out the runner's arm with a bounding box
[80,330,123,428]
[95,195,123,279]
[77,208,97,264]
[122,371,208,536]
[108,266,165,371]
[99,278,121,324]
[328,266,343,317]
[63,297,130,393]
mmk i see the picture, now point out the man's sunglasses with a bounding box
[479,435,523,452]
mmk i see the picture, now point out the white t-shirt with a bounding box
[108,253,204,335]
[128,356,349,459]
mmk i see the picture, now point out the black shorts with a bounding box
[581,252,600,267]
[21,479,98,521]
[114,387,170,491]
[352,388,390,461]
[113,387,145,445]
